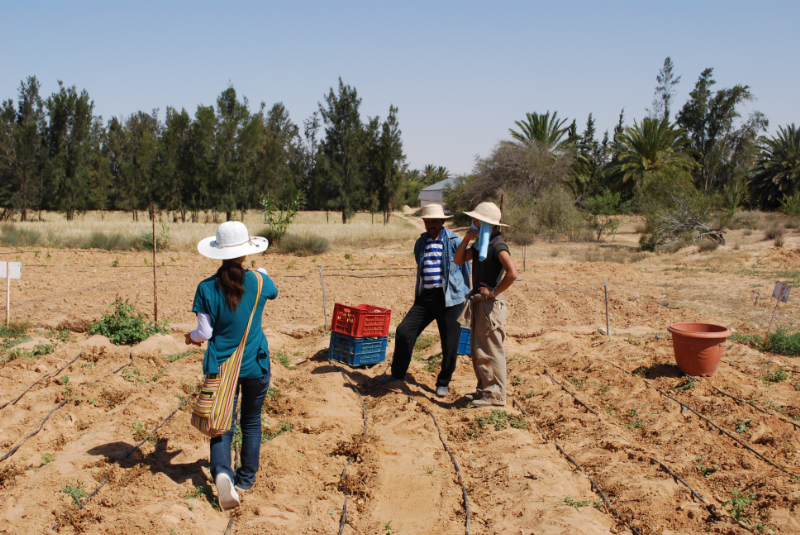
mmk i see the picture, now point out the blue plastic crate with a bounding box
[458,327,471,356]
[328,332,387,367]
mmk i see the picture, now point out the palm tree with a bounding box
[605,117,698,189]
[509,111,573,151]
[749,124,800,208]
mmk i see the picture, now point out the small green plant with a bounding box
[567,376,584,389]
[7,341,58,361]
[150,366,168,382]
[511,376,522,386]
[423,354,443,372]
[598,383,610,393]
[626,334,643,346]
[111,259,119,267]
[250,260,256,268]
[414,334,436,352]
[557,495,592,509]
[121,367,146,384]
[266,387,278,400]
[522,389,536,399]
[761,366,788,383]
[424,465,436,475]
[183,485,205,499]
[270,349,292,369]
[722,490,752,524]
[764,327,800,356]
[132,422,149,440]
[261,422,292,443]
[696,463,719,478]
[467,410,527,439]
[166,350,195,363]
[383,521,393,535]
[344,253,352,260]
[670,376,697,391]
[38,453,56,468]
[61,480,87,506]
[735,419,752,433]
[88,298,169,345]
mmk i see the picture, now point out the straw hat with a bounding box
[420,204,452,220]
[197,221,269,260]
[463,201,509,227]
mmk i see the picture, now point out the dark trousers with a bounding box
[392,288,464,387]
[210,372,271,490]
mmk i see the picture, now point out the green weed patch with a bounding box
[88,298,169,345]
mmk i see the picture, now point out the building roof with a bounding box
[420,177,457,192]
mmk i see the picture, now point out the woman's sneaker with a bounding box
[215,473,240,510]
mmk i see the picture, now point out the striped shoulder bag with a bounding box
[191,271,263,437]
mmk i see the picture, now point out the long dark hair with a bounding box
[216,259,246,311]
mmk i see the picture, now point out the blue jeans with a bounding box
[209,372,270,490]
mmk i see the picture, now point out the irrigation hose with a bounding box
[707,380,800,431]
[511,396,643,535]
[600,359,799,479]
[0,400,68,463]
[543,368,602,420]
[0,350,84,409]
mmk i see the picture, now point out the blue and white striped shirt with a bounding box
[422,234,444,289]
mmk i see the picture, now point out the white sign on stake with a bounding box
[765,281,791,341]
[2,262,23,325]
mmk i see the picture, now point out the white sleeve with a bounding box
[257,267,268,276]
[190,312,213,342]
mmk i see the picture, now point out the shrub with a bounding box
[86,232,136,251]
[779,192,800,216]
[0,226,41,247]
[536,186,582,241]
[775,235,785,248]
[765,327,800,356]
[763,224,785,240]
[88,298,169,345]
[785,218,799,229]
[698,239,719,253]
[726,211,763,230]
[278,232,330,255]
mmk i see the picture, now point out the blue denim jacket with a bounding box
[414,228,471,307]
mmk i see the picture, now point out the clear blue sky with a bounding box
[2,1,797,174]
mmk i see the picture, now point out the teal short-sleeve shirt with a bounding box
[192,270,278,378]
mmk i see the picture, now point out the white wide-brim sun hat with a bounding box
[197,221,269,260]
[462,201,509,227]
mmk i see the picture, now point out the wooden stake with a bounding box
[765,298,780,344]
[152,204,158,323]
[523,244,527,273]
[5,270,9,326]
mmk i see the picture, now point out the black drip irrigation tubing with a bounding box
[48,394,194,531]
[600,359,800,479]
[0,400,69,463]
[329,361,369,535]
[510,397,643,535]
[92,351,135,383]
[375,381,471,535]
[706,381,800,431]
[543,368,602,420]
[0,350,84,409]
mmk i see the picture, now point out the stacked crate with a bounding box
[458,327,471,356]
[328,303,392,367]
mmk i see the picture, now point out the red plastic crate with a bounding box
[331,303,392,338]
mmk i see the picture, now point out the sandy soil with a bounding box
[0,226,799,534]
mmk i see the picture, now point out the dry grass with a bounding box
[0,211,418,251]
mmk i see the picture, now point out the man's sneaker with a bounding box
[436,386,449,398]
[375,375,403,385]
[215,473,240,510]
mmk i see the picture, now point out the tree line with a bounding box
[445,58,799,247]
[0,77,445,224]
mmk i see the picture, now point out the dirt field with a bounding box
[0,218,799,534]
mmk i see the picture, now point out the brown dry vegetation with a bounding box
[0,212,799,534]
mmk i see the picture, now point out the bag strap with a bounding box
[235,270,263,355]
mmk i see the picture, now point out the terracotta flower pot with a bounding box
[667,323,731,377]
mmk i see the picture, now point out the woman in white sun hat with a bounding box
[454,201,518,408]
[185,221,277,509]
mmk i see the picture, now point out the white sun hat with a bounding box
[463,201,509,227]
[197,222,269,260]
[420,204,452,219]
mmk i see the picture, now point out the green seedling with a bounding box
[626,334,643,346]
[512,376,522,386]
[423,354,443,372]
[167,350,195,363]
[761,366,788,383]
[722,490,752,524]
[735,419,752,434]
[557,495,592,509]
[424,465,436,475]
[61,480,87,506]
[413,334,436,352]
[467,410,527,439]
[131,422,148,440]
[270,349,292,369]
[696,463,719,478]
[522,390,536,399]
[383,521,393,535]
[567,377,583,389]
[670,376,697,391]
[261,422,292,443]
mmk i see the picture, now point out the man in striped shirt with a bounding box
[376,204,471,397]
